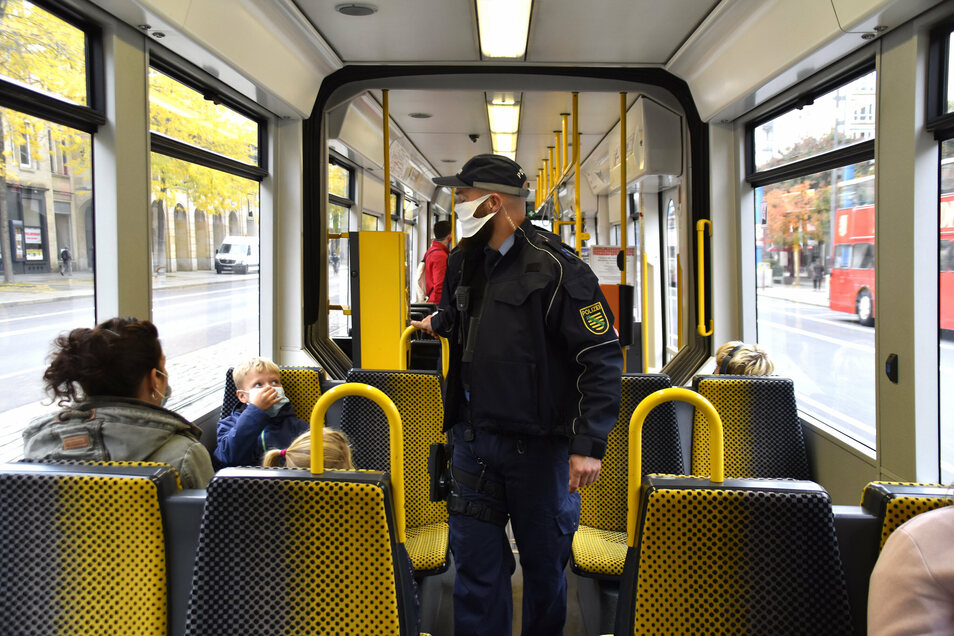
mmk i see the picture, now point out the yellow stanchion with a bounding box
[399,325,449,378]
[696,219,713,337]
[626,388,723,547]
[619,92,628,287]
[309,383,406,543]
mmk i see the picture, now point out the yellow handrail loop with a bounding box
[626,387,723,547]
[399,324,449,378]
[309,383,407,543]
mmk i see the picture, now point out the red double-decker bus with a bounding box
[830,163,954,329]
[830,175,876,325]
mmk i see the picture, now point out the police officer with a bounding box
[412,154,622,635]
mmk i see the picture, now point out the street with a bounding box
[757,293,954,472]
[0,277,258,413]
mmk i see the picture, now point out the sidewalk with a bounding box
[0,269,252,307]
[756,281,831,308]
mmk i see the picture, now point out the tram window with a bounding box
[947,32,954,115]
[147,57,263,412]
[362,212,379,231]
[753,71,876,172]
[328,203,350,338]
[940,139,954,481]
[0,1,87,106]
[0,1,95,462]
[754,159,877,449]
[148,69,259,167]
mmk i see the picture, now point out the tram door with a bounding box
[660,187,680,364]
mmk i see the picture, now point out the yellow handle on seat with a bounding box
[626,387,723,547]
[400,325,449,378]
[309,383,406,543]
[696,219,713,337]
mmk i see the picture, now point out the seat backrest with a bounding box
[0,461,179,635]
[185,468,419,636]
[579,373,683,532]
[342,369,446,529]
[861,481,954,550]
[222,365,324,420]
[615,476,853,634]
[691,375,810,479]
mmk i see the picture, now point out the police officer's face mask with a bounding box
[456,194,496,238]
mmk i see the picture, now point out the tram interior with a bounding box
[2,0,954,634]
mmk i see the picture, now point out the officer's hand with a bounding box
[569,454,601,493]
[411,314,436,337]
[250,386,281,411]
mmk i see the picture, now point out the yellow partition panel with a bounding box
[352,231,407,369]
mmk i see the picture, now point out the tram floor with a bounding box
[428,548,587,635]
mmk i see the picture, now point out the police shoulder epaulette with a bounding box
[535,233,581,263]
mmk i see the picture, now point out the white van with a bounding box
[215,236,259,274]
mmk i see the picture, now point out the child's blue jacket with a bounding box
[214,402,308,467]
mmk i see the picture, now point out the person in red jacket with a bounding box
[424,220,452,304]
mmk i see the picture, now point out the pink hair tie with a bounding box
[280,449,287,458]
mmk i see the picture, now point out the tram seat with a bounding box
[572,374,683,582]
[613,476,853,635]
[0,461,180,635]
[341,369,449,576]
[690,375,811,480]
[861,481,954,551]
[184,467,429,636]
[212,365,326,461]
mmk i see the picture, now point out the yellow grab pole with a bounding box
[619,92,627,286]
[450,189,456,247]
[696,219,713,336]
[554,131,563,181]
[560,113,570,172]
[383,89,391,227]
[573,93,584,255]
[543,158,550,196]
[626,388,723,547]
[310,383,406,543]
[399,325,449,378]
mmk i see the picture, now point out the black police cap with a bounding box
[433,154,530,197]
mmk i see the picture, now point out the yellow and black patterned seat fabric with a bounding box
[184,468,421,635]
[615,476,853,635]
[691,375,810,479]
[572,373,683,579]
[0,462,178,635]
[861,481,954,550]
[342,369,449,575]
[222,366,324,421]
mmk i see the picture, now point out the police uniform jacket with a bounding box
[430,218,623,459]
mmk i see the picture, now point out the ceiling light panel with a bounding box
[477,0,532,58]
[487,103,520,133]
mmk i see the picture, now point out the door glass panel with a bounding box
[328,203,350,338]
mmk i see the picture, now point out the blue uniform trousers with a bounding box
[449,423,580,636]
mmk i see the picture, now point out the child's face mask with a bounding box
[245,386,289,417]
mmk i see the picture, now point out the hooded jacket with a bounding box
[214,402,308,467]
[22,396,214,489]
[430,218,623,459]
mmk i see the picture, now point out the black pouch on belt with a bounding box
[428,442,453,502]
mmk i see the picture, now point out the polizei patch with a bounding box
[580,302,609,335]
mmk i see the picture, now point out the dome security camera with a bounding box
[469,134,480,143]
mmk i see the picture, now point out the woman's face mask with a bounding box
[456,194,495,238]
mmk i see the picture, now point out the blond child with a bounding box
[215,356,309,467]
[262,429,354,470]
